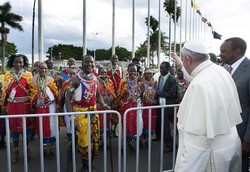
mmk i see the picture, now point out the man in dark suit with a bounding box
[220,37,250,172]
[155,61,178,152]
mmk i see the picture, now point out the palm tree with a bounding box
[0,2,23,72]
[145,16,168,67]
[163,0,181,57]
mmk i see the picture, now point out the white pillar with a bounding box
[132,0,135,59]
[147,0,151,68]
[112,0,116,55]
[83,0,87,55]
[38,0,43,62]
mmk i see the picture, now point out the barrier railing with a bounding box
[123,104,179,172]
[0,110,122,172]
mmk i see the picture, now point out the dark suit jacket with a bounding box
[157,74,178,105]
[232,57,250,141]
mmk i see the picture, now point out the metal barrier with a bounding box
[0,110,122,172]
[123,104,179,172]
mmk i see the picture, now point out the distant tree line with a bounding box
[46,44,132,61]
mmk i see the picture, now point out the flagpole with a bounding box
[203,21,206,40]
[192,0,195,40]
[112,0,116,55]
[174,0,177,53]
[147,0,151,68]
[38,0,43,62]
[132,0,135,59]
[179,0,183,55]
[185,0,188,42]
[83,0,87,55]
[158,0,161,67]
[189,0,192,40]
[196,13,198,39]
[200,16,202,39]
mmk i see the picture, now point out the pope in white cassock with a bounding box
[172,40,242,172]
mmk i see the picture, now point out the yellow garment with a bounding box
[73,105,99,148]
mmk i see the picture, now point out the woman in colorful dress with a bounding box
[97,67,116,146]
[0,74,5,148]
[30,62,58,159]
[1,54,33,163]
[117,63,143,151]
[140,69,158,142]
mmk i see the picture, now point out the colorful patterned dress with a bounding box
[107,64,123,91]
[72,73,100,160]
[0,74,5,135]
[97,77,116,132]
[141,78,158,133]
[117,78,143,140]
[1,70,33,137]
[30,75,58,144]
[58,80,71,136]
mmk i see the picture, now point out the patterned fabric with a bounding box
[30,75,58,139]
[97,77,116,129]
[72,73,100,160]
[107,65,123,91]
[117,78,142,136]
[73,105,100,160]
[1,70,33,133]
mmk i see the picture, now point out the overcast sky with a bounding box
[3,0,250,61]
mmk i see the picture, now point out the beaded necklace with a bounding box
[126,78,140,100]
[37,75,47,97]
[11,69,25,81]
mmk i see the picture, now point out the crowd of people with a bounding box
[0,36,249,172]
[0,53,186,171]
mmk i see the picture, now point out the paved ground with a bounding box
[0,128,174,172]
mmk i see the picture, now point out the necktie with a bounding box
[227,65,233,74]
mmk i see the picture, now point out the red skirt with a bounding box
[35,107,51,138]
[7,101,31,133]
[119,102,138,136]
[142,103,157,131]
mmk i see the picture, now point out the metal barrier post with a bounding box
[71,115,76,172]
[103,113,107,172]
[87,113,92,172]
[160,107,165,172]
[117,112,122,172]
[123,111,127,172]
[5,118,11,172]
[172,107,177,169]
[148,108,152,172]
[39,116,44,172]
[55,115,60,172]
[136,109,140,172]
[22,117,28,172]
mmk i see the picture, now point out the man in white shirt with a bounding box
[220,37,250,172]
[173,40,242,172]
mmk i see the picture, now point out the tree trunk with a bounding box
[1,33,6,73]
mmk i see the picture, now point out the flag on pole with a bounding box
[212,31,222,40]
[207,22,212,28]
[196,8,201,16]
[202,17,207,23]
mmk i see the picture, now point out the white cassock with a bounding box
[175,60,243,172]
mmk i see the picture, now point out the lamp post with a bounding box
[92,32,98,61]
[59,52,62,61]
[50,47,53,61]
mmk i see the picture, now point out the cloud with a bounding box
[3,0,250,57]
